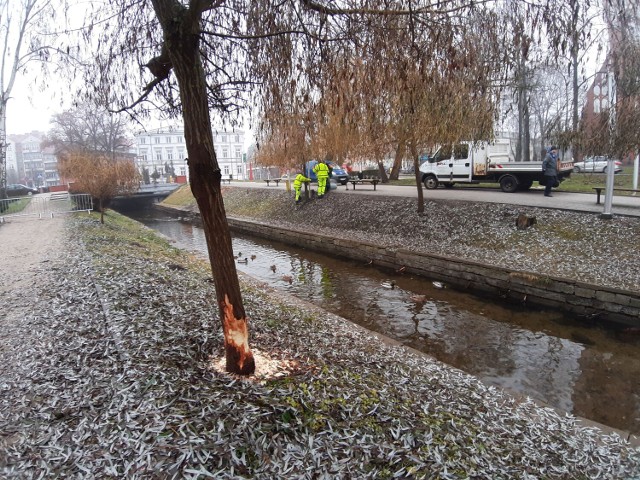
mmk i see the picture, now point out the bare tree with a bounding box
[583,2,640,161]
[45,103,132,157]
[57,151,140,224]
[0,0,57,197]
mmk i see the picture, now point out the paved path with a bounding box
[239,180,640,217]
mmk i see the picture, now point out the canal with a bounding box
[126,207,640,436]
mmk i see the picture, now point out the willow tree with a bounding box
[58,151,140,223]
[71,0,571,374]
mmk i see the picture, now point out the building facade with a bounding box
[134,126,246,182]
[6,132,61,187]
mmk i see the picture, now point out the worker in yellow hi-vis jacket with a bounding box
[313,160,330,198]
[293,172,310,203]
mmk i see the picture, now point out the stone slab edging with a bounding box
[224,216,640,327]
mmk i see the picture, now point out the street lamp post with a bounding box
[600,68,617,219]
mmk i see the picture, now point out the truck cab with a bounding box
[419,140,517,191]
[423,143,475,188]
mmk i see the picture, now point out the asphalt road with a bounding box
[239,180,640,218]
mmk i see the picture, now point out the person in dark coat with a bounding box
[542,146,559,197]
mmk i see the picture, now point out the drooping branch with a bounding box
[300,0,491,18]
[115,44,173,112]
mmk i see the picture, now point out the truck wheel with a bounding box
[443,182,455,188]
[423,176,439,189]
[500,175,518,193]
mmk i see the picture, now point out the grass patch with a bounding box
[0,197,31,214]
[559,166,636,193]
[76,210,208,272]
[161,184,196,207]
[389,166,638,194]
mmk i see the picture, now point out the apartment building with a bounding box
[134,126,246,182]
[6,132,61,187]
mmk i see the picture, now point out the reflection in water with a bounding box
[128,209,640,435]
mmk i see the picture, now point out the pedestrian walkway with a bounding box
[236,180,640,217]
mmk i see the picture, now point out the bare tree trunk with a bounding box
[523,99,531,162]
[389,135,406,180]
[516,86,524,162]
[0,100,6,198]
[570,0,580,160]
[153,0,254,375]
[377,160,389,183]
[409,140,424,213]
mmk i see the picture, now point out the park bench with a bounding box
[592,187,640,204]
[264,179,281,187]
[221,178,232,185]
[346,178,380,191]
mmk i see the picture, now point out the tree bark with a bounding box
[389,135,406,181]
[377,160,389,183]
[151,0,254,375]
[409,140,424,213]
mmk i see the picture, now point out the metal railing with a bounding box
[0,193,93,222]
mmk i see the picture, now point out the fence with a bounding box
[0,193,93,222]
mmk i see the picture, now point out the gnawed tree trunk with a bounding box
[152,0,254,375]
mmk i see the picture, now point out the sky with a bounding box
[6,80,59,136]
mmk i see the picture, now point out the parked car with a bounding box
[6,184,39,197]
[573,156,622,174]
[330,164,349,185]
[304,161,350,185]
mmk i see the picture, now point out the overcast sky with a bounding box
[6,80,58,136]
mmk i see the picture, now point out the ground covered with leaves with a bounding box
[1,211,639,479]
[217,187,640,292]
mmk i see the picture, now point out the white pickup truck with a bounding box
[419,141,573,193]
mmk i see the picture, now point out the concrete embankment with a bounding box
[225,217,640,326]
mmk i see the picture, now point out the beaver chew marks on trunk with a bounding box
[222,295,255,375]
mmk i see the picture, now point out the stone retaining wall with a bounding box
[227,217,640,327]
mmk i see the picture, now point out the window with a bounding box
[223,165,229,175]
[221,135,227,143]
[154,137,160,144]
[155,149,162,161]
[235,135,240,143]
[176,136,182,143]
[594,85,600,96]
[223,148,229,158]
[235,147,241,159]
[178,148,185,159]
[453,144,469,160]
[166,149,173,160]
[237,165,242,175]
[594,99,601,114]
[141,154,148,162]
[139,137,146,144]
